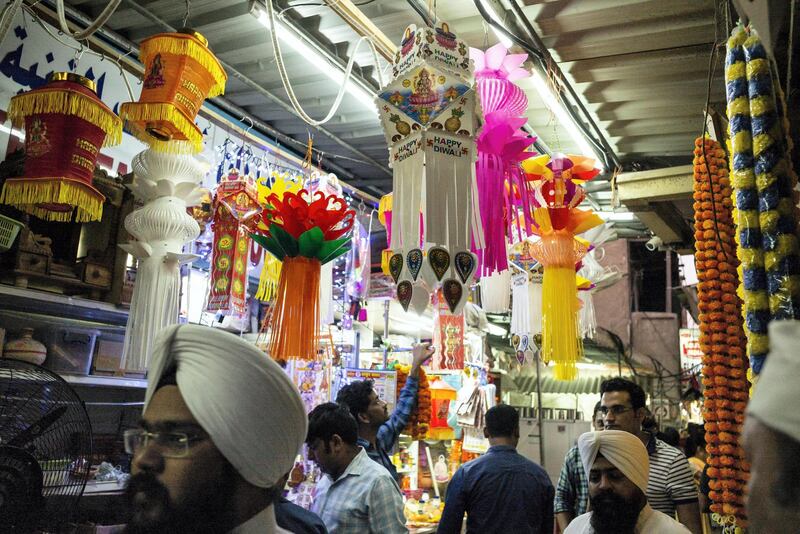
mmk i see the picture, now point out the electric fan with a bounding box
[0,359,93,530]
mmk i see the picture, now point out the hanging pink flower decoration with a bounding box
[470,43,530,116]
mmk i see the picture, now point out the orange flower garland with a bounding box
[395,365,431,439]
[693,137,750,527]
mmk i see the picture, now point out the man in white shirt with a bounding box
[307,402,407,534]
[566,430,691,534]
[124,324,307,534]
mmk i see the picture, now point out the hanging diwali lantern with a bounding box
[377,22,482,314]
[522,154,603,380]
[470,43,537,276]
[0,72,122,222]
[251,189,354,361]
[120,149,205,372]
[206,169,260,316]
[120,30,227,154]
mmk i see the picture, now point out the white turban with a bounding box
[748,320,800,443]
[144,324,307,488]
[577,430,650,494]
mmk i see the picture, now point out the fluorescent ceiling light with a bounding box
[0,124,24,140]
[596,211,636,222]
[531,69,605,172]
[480,1,513,49]
[254,9,377,109]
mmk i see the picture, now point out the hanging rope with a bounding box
[264,0,384,127]
[56,0,121,41]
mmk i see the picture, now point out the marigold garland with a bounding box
[693,136,750,528]
[394,364,431,439]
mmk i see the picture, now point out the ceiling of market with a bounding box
[50,0,727,237]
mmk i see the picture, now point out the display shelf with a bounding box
[0,284,129,325]
[62,374,147,389]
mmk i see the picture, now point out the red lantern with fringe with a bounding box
[0,72,122,222]
[120,30,226,154]
[252,189,354,361]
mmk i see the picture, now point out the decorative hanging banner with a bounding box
[120,29,226,154]
[432,299,465,370]
[206,170,260,316]
[0,72,122,222]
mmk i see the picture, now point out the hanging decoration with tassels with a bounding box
[206,169,261,316]
[377,22,482,315]
[724,25,800,389]
[251,189,354,361]
[470,43,537,276]
[522,153,602,380]
[120,29,226,154]
[0,72,122,222]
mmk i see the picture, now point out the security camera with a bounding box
[645,236,663,252]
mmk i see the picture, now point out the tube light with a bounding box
[531,69,605,172]
[253,8,377,109]
[480,1,514,49]
[0,124,24,140]
[595,211,636,222]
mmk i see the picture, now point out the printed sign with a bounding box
[332,368,398,413]
[679,328,703,372]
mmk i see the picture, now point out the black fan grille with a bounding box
[0,359,92,511]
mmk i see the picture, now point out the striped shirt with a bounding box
[645,436,699,517]
[312,447,407,534]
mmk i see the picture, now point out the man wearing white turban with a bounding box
[123,324,308,534]
[744,320,800,534]
[565,430,691,534]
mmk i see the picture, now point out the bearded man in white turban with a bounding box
[565,430,691,534]
[123,324,308,534]
[744,320,800,534]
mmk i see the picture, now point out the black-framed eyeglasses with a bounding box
[599,405,634,417]
[123,429,207,458]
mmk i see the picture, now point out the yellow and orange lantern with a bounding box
[120,29,226,154]
[0,72,122,222]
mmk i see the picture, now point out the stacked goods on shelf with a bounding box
[693,137,750,528]
[724,26,800,387]
[394,364,431,439]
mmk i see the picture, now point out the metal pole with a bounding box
[535,348,545,467]
[353,331,361,368]
[382,299,390,368]
[665,250,673,314]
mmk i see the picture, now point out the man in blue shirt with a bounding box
[437,404,554,534]
[336,342,434,481]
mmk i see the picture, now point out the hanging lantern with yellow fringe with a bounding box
[120,29,226,154]
[378,193,393,275]
[0,72,122,223]
[522,153,603,380]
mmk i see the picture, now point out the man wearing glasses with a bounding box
[555,378,702,534]
[123,324,309,534]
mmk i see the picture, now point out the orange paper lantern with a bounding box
[0,72,122,222]
[120,30,226,154]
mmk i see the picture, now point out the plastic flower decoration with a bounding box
[251,189,354,361]
[522,153,603,380]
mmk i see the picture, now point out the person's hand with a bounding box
[410,342,435,376]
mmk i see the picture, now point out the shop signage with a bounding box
[332,368,398,413]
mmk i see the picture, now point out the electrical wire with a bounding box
[55,0,120,41]
[0,0,23,46]
[265,0,384,127]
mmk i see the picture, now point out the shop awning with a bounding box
[511,373,653,396]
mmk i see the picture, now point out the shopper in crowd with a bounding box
[336,342,435,481]
[744,321,800,533]
[124,324,307,534]
[592,401,605,431]
[658,426,681,449]
[274,474,328,534]
[306,402,407,534]
[599,378,702,533]
[683,423,706,486]
[555,419,595,529]
[565,430,691,534]
[437,404,554,534]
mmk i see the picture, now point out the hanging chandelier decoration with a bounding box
[120,29,226,154]
[0,72,122,222]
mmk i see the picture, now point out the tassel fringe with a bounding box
[140,34,227,97]
[9,89,122,146]
[0,178,104,222]
[120,102,203,154]
[255,256,282,301]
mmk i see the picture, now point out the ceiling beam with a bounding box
[321,0,397,62]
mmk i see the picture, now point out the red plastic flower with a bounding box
[262,189,354,240]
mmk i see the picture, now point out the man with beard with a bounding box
[306,402,407,533]
[744,320,800,533]
[565,430,691,534]
[123,324,308,534]
[336,342,434,481]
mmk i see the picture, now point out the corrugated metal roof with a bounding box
[56,0,724,224]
